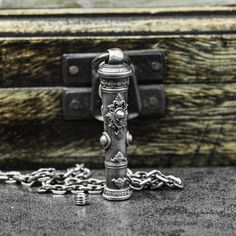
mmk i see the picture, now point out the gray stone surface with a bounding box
[0,167,235,236]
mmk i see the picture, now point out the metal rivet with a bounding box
[151,61,161,72]
[100,132,111,150]
[126,131,133,146]
[149,97,158,107]
[69,99,80,110]
[69,65,79,75]
[100,135,107,147]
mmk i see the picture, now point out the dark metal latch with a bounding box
[62,49,166,120]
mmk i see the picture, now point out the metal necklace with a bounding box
[0,163,183,196]
[0,48,183,205]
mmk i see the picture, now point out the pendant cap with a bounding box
[97,48,132,79]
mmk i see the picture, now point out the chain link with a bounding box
[126,169,183,191]
[0,164,183,195]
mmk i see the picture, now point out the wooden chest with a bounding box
[1,2,236,169]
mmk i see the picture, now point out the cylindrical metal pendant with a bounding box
[97,48,132,200]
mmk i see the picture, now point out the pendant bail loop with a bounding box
[107,48,125,64]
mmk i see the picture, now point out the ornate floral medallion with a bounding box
[106,93,128,136]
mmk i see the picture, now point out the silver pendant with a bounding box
[93,48,133,201]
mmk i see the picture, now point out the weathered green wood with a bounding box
[1,0,236,9]
[1,8,236,37]
[1,8,236,86]
[1,35,236,87]
[0,84,235,169]
[0,7,236,168]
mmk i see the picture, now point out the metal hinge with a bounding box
[62,49,166,120]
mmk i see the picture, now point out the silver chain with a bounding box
[0,164,183,195]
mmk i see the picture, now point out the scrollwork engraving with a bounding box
[111,151,127,163]
[100,79,129,89]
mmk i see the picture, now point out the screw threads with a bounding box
[75,192,89,206]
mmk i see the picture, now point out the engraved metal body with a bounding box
[94,48,132,200]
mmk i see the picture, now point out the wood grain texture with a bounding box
[0,84,235,169]
[1,0,236,9]
[1,8,236,37]
[0,7,236,168]
[1,6,236,15]
[1,35,236,87]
